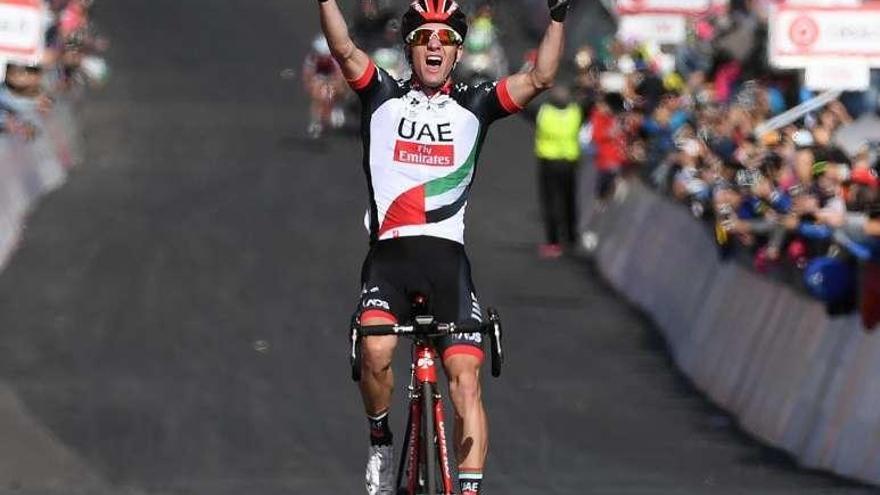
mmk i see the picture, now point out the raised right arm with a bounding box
[317,0,372,81]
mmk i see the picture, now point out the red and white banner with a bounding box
[615,0,727,15]
[769,3,880,68]
[617,14,687,44]
[0,0,45,64]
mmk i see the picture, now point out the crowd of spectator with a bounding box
[1,0,107,142]
[298,0,880,314]
[567,4,880,313]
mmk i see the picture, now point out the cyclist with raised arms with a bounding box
[314,0,570,493]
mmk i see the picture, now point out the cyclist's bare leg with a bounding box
[443,353,487,470]
[358,315,398,416]
[309,97,321,123]
[306,84,324,136]
[360,316,398,493]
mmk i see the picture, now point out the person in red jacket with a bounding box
[590,92,626,201]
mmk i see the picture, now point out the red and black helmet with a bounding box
[401,0,468,43]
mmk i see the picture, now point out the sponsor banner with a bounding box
[769,3,880,68]
[805,58,870,91]
[617,14,687,44]
[785,0,862,5]
[0,0,45,64]
[615,0,727,15]
[393,140,454,167]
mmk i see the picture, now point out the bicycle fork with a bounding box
[398,342,454,494]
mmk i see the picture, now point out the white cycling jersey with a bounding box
[349,60,521,244]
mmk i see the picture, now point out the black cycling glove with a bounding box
[548,0,570,22]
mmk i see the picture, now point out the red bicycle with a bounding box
[350,294,504,495]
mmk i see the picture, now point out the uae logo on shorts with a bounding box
[394,140,454,167]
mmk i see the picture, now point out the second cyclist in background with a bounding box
[302,35,348,138]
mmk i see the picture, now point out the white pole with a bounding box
[753,89,842,136]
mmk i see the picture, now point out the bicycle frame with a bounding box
[398,338,454,494]
[350,298,504,495]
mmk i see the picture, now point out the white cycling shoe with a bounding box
[365,444,395,495]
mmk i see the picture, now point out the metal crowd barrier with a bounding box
[586,172,880,485]
[0,95,82,269]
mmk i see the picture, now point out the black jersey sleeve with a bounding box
[454,77,523,125]
[347,60,405,112]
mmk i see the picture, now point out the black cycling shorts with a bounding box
[357,236,484,362]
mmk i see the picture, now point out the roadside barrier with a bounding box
[587,173,880,485]
[0,96,82,269]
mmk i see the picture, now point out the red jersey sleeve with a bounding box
[347,60,378,92]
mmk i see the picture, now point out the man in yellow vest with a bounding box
[534,84,584,258]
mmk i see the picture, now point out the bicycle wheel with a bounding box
[401,396,423,494]
[432,393,454,493]
[396,410,412,491]
[421,381,437,494]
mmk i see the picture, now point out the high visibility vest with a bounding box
[534,103,582,162]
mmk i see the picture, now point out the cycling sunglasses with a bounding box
[406,27,463,46]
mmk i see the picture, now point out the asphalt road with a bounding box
[0,1,875,493]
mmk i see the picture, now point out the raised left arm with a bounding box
[504,1,569,108]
